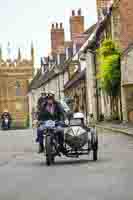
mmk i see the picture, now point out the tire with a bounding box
[51,156,55,163]
[92,135,98,161]
[93,150,98,161]
[91,130,98,151]
[45,135,52,166]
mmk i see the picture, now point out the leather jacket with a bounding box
[37,101,65,122]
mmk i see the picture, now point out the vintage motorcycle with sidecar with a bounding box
[41,112,98,166]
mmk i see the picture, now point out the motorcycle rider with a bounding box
[72,112,90,131]
[1,109,12,129]
[37,91,47,112]
[36,91,66,153]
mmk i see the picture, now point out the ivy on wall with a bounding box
[97,39,121,119]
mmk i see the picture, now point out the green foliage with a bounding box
[111,112,119,121]
[26,115,30,128]
[97,39,121,97]
[23,115,30,128]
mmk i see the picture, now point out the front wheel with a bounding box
[45,135,53,166]
[93,150,98,161]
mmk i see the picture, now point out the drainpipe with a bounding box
[86,49,99,123]
[93,52,100,121]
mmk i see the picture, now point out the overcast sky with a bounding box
[0,0,97,66]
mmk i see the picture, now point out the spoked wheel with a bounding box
[91,132,98,161]
[93,149,98,161]
[51,156,55,163]
[45,135,53,166]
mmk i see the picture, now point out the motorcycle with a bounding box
[42,118,98,166]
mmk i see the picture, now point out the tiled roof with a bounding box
[83,15,111,53]
[84,23,97,35]
[64,69,86,90]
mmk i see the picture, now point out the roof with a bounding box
[84,23,97,35]
[64,69,86,90]
[83,15,111,53]
[29,63,64,91]
[28,69,42,90]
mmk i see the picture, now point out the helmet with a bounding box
[47,91,55,98]
[48,91,55,96]
[73,112,84,119]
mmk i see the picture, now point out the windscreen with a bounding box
[69,119,82,126]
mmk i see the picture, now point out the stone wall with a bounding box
[121,46,133,122]
[121,48,133,85]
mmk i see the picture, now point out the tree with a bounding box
[97,39,121,119]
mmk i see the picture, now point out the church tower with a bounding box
[0,45,2,63]
[0,44,34,128]
[31,42,34,64]
[17,48,21,61]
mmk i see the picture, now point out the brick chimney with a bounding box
[51,22,65,55]
[70,9,84,42]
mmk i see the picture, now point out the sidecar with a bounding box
[64,116,98,161]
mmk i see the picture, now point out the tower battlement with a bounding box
[0,43,34,128]
[0,43,34,68]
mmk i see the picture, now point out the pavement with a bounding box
[0,129,133,199]
[96,121,133,136]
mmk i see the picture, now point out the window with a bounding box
[16,81,21,96]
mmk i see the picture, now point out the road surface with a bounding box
[0,129,133,200]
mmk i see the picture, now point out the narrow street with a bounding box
[0,129,133,200]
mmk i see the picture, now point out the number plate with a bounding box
[45,120,55,128]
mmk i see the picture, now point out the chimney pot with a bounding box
[78,8,81,16]
[72,10,75,16]
[56,23,58,29]
[60,22,63,29]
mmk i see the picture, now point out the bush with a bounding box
[90,113,94,118]
[23,115,30,128]
[99,114,104,121]
[111,112,119,121]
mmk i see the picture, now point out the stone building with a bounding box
[0,45,34,128]
[121,44,133,122]
[64,23,97,120]
[86,0,133,123]
[96,0,133,50]
[64,69,86,114]
[96,0,113,18]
